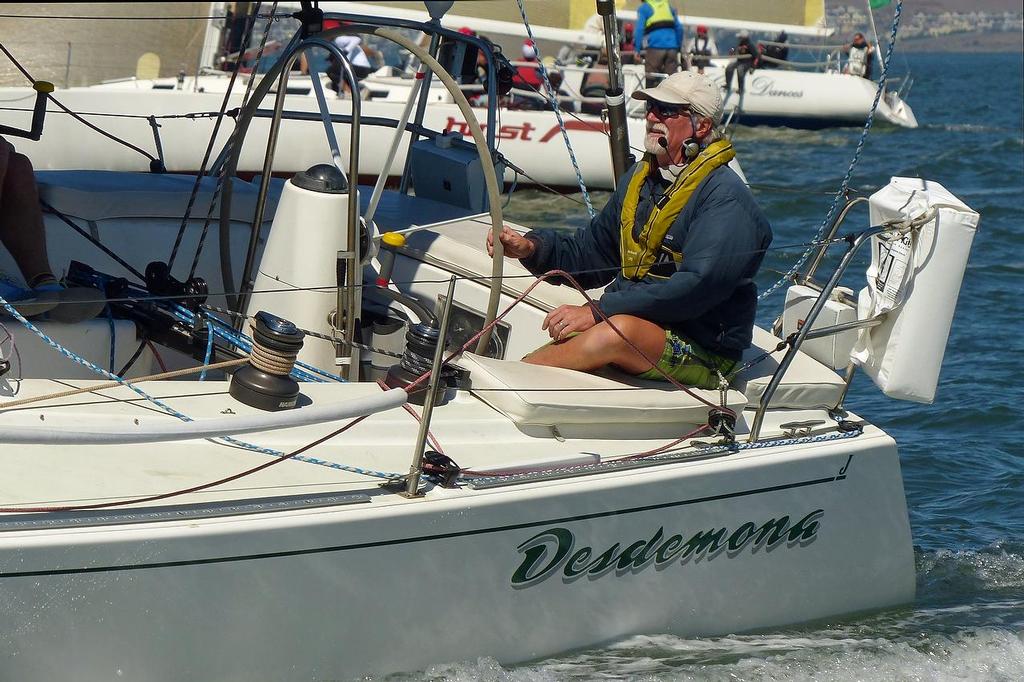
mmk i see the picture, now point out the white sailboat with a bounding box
[0,4,971,679]
[0,0,913,195]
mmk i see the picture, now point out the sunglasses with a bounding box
[645,100,689,119]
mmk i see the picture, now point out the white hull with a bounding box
[699,62,918,129]
[0,388,913,679]
[0,167,924,680]
[0,85,638,190]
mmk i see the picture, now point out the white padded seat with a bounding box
[457,352,747,440]
[732,326,847,410]
[36,171,282,223]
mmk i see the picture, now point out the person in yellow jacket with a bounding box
[633,0,684,87]
[487,73,772,389]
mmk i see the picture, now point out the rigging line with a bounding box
[57,232,856,307]
[514,0,596,217]
[167,1,266,274]
[0,106,234,121]
[188,2,279,282]
[748,182,851,196]
[0,40,155,163]
[39,200,146,282]
[0,13,284,21]
[499,159,593,209]
[0,41,33,82]
[758,0,904,302]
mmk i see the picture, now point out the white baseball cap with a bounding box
[631,71,724,124]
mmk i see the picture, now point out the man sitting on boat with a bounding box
[0,136,104,322]
[724,30,757,100]
[486,72,772,390]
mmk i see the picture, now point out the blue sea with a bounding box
[422,51,1024,681]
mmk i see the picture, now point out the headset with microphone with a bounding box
[657,135,700,161]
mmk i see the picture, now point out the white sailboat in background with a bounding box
[0,0,913,193]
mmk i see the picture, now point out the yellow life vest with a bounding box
[619,140,736,280]
[645,0,677,31]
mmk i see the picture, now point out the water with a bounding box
[429,52,1024,681]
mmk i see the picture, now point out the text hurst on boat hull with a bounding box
[0,429,914,680]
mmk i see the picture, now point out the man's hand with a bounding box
[486,225,536,259]
[542,304,598,341]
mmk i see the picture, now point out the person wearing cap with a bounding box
[684,24,718,74]
[620,22,636,64]
[511,39,543,92]
[633,0,685,87]
[724,29,756,100]
[486,72,772,389]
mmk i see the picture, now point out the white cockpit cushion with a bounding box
[402,220,594,309]
[457,352,747,440]
[732,326,847,410]
[36,171,283,223]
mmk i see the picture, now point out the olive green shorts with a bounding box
[634,330,737,390]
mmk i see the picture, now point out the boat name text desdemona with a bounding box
[511,509,824,587]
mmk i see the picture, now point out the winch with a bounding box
[229,311,305,411]
[383,321,459,406]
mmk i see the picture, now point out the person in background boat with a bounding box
[0,136,104,322]
[759,31,789,69]
[634,0,684,87]
[620,22,637,65]
[723,30,756,99]
[843,32,875,79]
[580,47,611,115]
[486,72,772,389]
[509,40,546,110]
[325,20,378,96]
[512,40,543,90]
[685,25,717,75]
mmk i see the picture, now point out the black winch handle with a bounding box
[0,80,53,141]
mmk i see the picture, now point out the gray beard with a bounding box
[643,136,666,155]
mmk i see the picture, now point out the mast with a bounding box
[596,0,630,185]
[864,0,884,77]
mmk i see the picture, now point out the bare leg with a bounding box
[0,146,53,285]
[523,314,665,374]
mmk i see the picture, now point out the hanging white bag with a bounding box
[850,177,979,403]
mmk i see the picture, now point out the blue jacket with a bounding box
[634,1,683,51]
[520,162,772,358]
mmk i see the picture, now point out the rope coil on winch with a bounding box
[249,342,298,375]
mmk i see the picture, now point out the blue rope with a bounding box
[514,0,597,217]
[170,304,346,384]
[199,320,215,381]
[758,0,904,302]
[0,293,402,480]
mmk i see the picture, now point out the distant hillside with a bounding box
[899,31,1024,53]
[896,0,1020,13]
